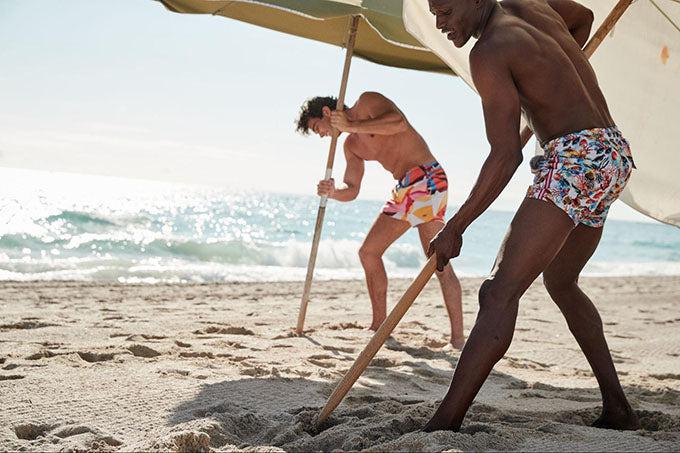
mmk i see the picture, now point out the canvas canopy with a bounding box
[156,0,455,74]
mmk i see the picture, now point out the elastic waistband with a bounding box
[542,126,623,150]
[397,161,443,186]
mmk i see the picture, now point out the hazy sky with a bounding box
[0,0,651,222]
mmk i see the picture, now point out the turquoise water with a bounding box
[1,168,679,283]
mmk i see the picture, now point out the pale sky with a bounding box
[0,0,651,222]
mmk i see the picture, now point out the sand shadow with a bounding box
[161,355,680,452]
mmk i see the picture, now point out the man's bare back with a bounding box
[336,92,436,179]
[472,0,613,142]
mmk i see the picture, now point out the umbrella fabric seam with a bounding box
[211,0,322,20]
[211,1,433,52]
[649,0,680,33]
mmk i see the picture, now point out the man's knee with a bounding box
[358,244,381,266]
[478,278,519,312]
[543,268,578,296]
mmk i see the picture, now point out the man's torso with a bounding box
[344,94,436,180]
[483,0,614,143]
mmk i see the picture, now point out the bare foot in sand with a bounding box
[450,336,466,350]
[368,318,385,332]
[421,416,455,433]
[592,406,640,430]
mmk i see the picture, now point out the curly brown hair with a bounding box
[295,96,348,135]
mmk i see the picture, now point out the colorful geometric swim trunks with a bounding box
[382,161,448,227]
[527,126,635,228]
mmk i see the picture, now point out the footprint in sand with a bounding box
[25,350,58,361]
[308,355,339,368]
[13,422,54,440]
[650,373,680,381]
[1,320,59,330]
[127,344,162,358]
[179,351,215,359]
[77,351,115,363]
[369,357,399,368]
[322,345,356,353]
[327,322,363,330]
[0,374,25,380]
[194,326,255,336]
[13,422,123,447]
[503,357,552,370]
[126,334,167,341]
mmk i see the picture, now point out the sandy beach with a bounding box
[1,276,679,451]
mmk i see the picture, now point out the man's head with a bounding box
[428,0,490,48]
[295,96,347,138]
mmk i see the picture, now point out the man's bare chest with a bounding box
[345,133,391,161]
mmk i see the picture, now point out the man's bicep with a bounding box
[546,0,593,31]
[343,148,365,188]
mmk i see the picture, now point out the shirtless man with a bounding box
[424,0,639,430]
[295,92,465,348]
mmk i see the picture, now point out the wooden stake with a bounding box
[318,0,635,422]
[297,16,361,335]
[317,255,437,422]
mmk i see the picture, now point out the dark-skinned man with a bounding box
[424,0,638,432]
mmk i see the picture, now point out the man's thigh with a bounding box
[361,213,410,256]
[544,223,604,285]
[416,220,445,253]
[490,198,576,297]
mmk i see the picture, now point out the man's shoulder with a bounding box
[356,91,390,106]
[472,13,536,64]
[470,32,512,67]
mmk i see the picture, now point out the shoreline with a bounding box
[2,276,679,451]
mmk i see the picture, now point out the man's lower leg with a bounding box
[547,281,639,429]
[424,282,519,431]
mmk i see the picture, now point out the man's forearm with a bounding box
[451,151,522,232]
[348,112,406,135]
[330,184,358,202]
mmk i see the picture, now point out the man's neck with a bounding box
[474,2,500,39]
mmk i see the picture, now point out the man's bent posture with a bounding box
[296,92,465,348]
[425,0,638,430]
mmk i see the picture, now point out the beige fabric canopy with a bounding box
[405,0,680,227]
[156,0,455,74]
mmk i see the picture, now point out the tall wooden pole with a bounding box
[297,16,361,335]
[317,0,635,422]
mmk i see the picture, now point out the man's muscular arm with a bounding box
[429,46,522,271]
[547,0,594,48]
[317,145,364,202]
[451,47,523,232]
[330,92,407,135]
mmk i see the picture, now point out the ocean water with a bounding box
[1,168,679,283]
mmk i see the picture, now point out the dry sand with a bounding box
[0,276,679,452]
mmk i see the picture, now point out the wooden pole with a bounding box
[317,255,437,423]
[317,0,635,422]
[296,15,361,335]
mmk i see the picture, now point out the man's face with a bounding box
[428,0,478,48]
[307,108,332,138]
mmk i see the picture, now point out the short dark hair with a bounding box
[295,96,348,135]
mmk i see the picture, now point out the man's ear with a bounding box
[322,106,332,117]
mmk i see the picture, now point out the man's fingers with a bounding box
[426,243,434,258]
[436,253,448,272]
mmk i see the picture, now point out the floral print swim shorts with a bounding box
[527,127,635,228]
